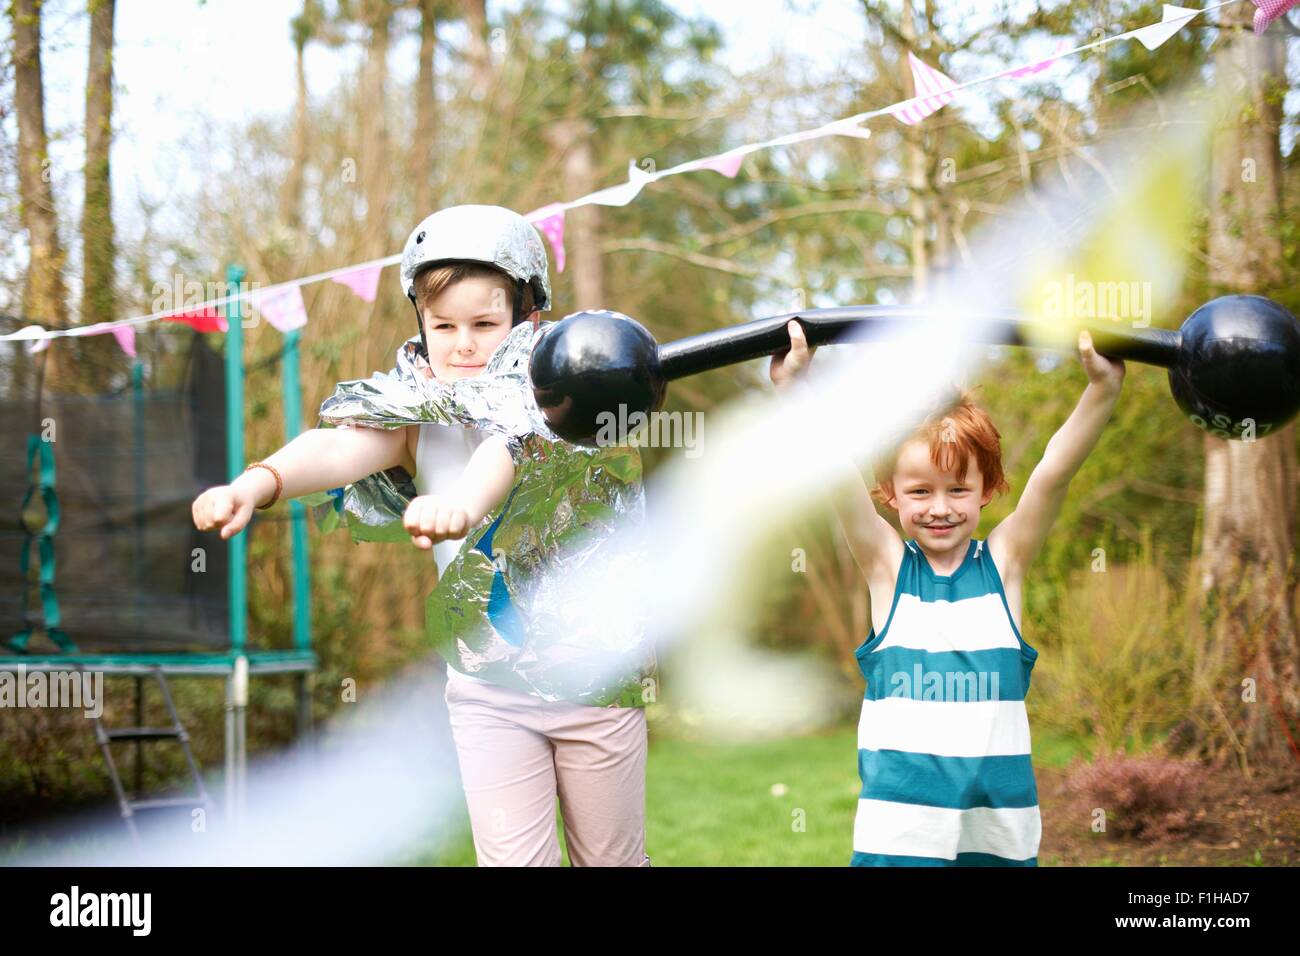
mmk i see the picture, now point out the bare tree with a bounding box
[1200,1,1299,769]
[12,0,67,331]
[460,0,491,99]
[283,1,322,232]
[359,0,392,260]
[898,0,930,300]
[544,117,604,309]
[82,0,115,329]
[411,0,439,215]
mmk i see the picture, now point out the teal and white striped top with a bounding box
[851,537,1041,866]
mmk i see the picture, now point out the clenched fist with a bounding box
[192,484,258,540]
[403,494,471,551]
[769,319,817,389]
[1077,329,1125,396]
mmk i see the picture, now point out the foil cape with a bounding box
[307,321,655,707]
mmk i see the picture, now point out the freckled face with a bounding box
[887,439,993,553]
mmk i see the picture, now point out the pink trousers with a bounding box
[444,675,650,866]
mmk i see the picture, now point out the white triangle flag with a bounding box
[579,160,657,208]
[1129,4,1199,52]
[18,325,50,354]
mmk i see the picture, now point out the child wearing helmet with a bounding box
[192,205,653,867]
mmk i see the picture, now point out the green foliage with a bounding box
[1029,530,1210,755]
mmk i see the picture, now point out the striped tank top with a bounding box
[851,537,1041,866]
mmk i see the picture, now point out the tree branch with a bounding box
[690,198,903,250]
[600,238,770,277]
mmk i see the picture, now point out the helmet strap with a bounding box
[408,293,428,359]
[511,278,525,326]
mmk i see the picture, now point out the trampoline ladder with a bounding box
[87,666,216,845]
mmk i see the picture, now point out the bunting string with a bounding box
[1,0,1271,353]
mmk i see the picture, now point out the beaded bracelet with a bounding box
[244,462,283,510]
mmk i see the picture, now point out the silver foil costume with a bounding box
[302,320,656,707]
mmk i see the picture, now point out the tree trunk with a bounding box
[360,0,391,246]
[412,0,438,216]
[1200,1,1299,770]
[12,0,67,329]
[460,0,492,99]
[356,0,391,370]
[82,0,115,330]
[282,16,309,232]
[899,0,929,301]
[544,117,604,309]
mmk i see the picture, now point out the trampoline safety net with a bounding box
[0,333,230,654]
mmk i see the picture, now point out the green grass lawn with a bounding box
[406,723,1089,866]
[15,721,1289,868]
[407,727,863,866]
[646,729,863,866]
[5,724,1085,866]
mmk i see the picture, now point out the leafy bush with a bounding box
[1030,531,1202,753]
[1066,751,1205,839]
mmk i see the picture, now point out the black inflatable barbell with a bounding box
[529,295,1300,446]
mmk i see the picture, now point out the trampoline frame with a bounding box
[2,264,318,826]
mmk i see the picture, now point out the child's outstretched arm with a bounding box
[829,461,906,583]
[768,319,903,579]
[192,424,411,540]
[988,329,1125,576]
[402,434,516,551]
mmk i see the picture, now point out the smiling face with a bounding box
[417,274,515,382]
[885,437,995,557]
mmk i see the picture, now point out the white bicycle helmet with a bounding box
[400,204,552,356]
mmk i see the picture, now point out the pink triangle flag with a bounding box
[252,284,308,333]
[331,264,383,303]
[892,52,959,126]
[694,152,745,178]
[1003,40,1070,77]
[1251,0,1298,35]
[110,324,136,357]
[62,321,138,358]
[528,203,567,273]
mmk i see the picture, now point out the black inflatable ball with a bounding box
[530,310,667,445]
[1168,295,1300,439]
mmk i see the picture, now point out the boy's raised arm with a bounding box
[989,330,1125,576]
[193,424,410,539]
[831,462,905,582]
[768,318,902,580]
